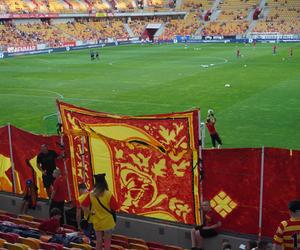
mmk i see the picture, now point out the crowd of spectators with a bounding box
[202,21,249,36]
[0,0,299,50]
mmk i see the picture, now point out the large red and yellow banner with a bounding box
[0,125,12,193]
[57,101,201,225]
[0,125,70,199]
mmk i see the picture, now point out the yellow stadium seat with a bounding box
[165,245,184,250]
[129,243,149,250]
[4,242,28,250]
[18,214,33,221]
[112,234,129,242]
[128,238,146,245]
[0,239,6,248]
[111,244,125,250]
[18,237,40,249]
[69,243,92,250]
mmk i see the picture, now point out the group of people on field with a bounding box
[236,43,294,58]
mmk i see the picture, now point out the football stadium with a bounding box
[0,0,300,249]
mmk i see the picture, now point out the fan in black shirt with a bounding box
[37,144,62,198]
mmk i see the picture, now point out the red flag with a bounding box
[9,126,73,199]
[0,125,12,192]
[203,148,261,235]
[262,148,300,237]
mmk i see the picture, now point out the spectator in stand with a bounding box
[221,239,232,249]
[81,173,118,250]
[39,208,64,234]
[76,183,95,241]
[206,109,222,149]
[246,240,258,250]
[50,168,67,225]
[222,243,232,250]
[222,239,230,248]
[20,179,38,214]
[191,201,222,250]
[273,200,300,250]
[257,240,270,249]
[37,144,64,198]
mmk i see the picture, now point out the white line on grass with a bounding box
[64,97,190,108]
[0,88,64,99]
[0,93,58,99]
[0,92,192,109]
[203,56,228,65]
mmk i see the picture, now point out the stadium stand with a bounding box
[128,18,148,37]
[85,19,129,40]
[54,21,99,42]
[128,16,166,37]
[202,20,249,36]
[115,0,136,12]
[200,0,260,37]
[0,0,29,14]
[16,22,75,46]
[145,0,170,11]
[0,23,37,49]
[183,0,214,11]
[65,0,90,12]
[0,209,185,250]
[217,0,258,21]
[0,0,299,51]
[159,13,201,40]
[252,0,300,34]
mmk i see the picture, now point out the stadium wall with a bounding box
[0,193,255,249]
[2,38,300,58]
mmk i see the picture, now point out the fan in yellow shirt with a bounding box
[81,174,118,250]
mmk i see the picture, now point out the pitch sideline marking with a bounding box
[0,88,64,99]
[0,93,192,109]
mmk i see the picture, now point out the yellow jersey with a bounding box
[82,190,116,231]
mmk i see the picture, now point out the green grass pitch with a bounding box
[0,43,299,149]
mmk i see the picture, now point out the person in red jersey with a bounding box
[191,200,222,250]
[273,200,300,250]
[50,168,67,224]
[273,45,277,55]
[206,109,222,149]
[39,208,63,234]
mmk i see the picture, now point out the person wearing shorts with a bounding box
[206,109,222,149]
[37,144,60,198]
[81,174,118,250]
